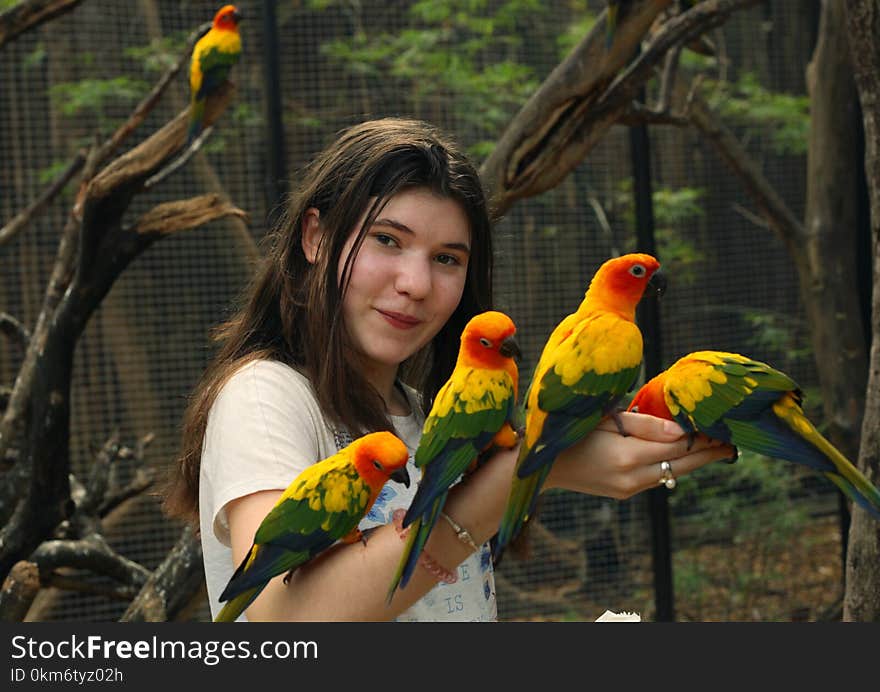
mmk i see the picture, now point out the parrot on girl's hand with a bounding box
[386,311,520,601]
[495,253,666,556]
[214,431,410,622]
[627,350,880,520]
[188,4,242,145]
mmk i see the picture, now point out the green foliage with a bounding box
[671,449,809,551]
[315,0,542,161]
[37,160,71,185]
[703,72,810,155]
[125,34,189,73]
[49,77,149,121]
[741,310,811,364]
[23,43,46,71]
[616,181,706,284]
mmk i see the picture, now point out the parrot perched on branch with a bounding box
[495,253,666,556]
[627,350,880,520]
[188,4,242,145]
[386,311,520,600]
[215,431,410,622]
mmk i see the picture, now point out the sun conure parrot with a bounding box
[188,4,242,145]
[627,350,880,520]
[386,311,520,600]
[495,253,666,555]
[214,431,410,622]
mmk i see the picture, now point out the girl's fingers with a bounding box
[635,443,737,494]
[596,411,685,441]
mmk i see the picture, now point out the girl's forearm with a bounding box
[247,445,519,621]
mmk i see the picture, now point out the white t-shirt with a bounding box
[199,359,497,622]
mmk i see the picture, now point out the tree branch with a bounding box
[0,151,86,249]
[0,0,84,49]
[684,85,806,250]
[0,561,39,621]
[31,536,150,587]
[0,313,30,350]
[121,526,204,622]
[481,0,762,218]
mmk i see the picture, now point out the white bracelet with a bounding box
[440,511,480,553]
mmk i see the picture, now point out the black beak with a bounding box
[647,270,667,298]
[232,9,243,23]
[499,335,521,361]
[390,466,410,488]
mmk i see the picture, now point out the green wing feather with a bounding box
[408,366,516,519]
[254,464,369,545]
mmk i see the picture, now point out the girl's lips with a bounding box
[377,309,422,329]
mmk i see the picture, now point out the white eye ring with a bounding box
[629,264,646,277]
[479,337,492,348]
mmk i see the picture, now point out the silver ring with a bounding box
[659,461,676,490]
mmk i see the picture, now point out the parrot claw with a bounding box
[686,432,697,451]
[611,409,629,437]
[283,568,295,585]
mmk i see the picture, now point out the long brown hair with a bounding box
[162,118,494,525]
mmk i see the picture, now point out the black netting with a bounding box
[0,0,844,622]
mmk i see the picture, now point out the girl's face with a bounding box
[335,187,471,384]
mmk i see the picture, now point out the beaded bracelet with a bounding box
[391,509,457,584]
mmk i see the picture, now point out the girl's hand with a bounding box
[545,411,736,500]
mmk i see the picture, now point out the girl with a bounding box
[163,117,734,621]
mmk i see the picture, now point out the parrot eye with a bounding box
[479,337,492,348]
[372,459,383,471]
[629,264,646,278]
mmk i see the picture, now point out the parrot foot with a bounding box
[282,569,296,585]
[610,409,630,437]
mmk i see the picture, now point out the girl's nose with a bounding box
[393,256,432,299]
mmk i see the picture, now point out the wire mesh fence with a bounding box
[0,0,845,621]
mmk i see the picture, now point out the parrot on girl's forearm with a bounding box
[386,311,520,600]
[215,431,410,622]
[628,350,880,520]
[188,5,242,145]
[495,253,666,556]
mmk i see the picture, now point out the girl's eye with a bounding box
[435,253,462,266]
[373,233,398,248]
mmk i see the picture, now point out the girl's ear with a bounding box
[301,208,323,264]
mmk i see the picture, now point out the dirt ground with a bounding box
[498,513,844,622]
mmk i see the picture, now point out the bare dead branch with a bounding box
[684,85,806,249]
[481,0,761,218]
[129,194,249,237]
[0,151,86,249]
[657,42,683,112]
[602,0,763,105]
[44,572,141,601]
[86,82,237,203]
[481,0,671,216]
[619,101,690,127]
[843,0,880,622]
[143,126,214,190]
[0,561,40,621]
[0,0,84,49]
[79,432,121,517]
[121,526,204,622]
[98,470,155,518]
[31,536,150,587]
[0,85,238,478]
[731,201,773,231]
[0,313,30,349]
[73,19,212,216]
